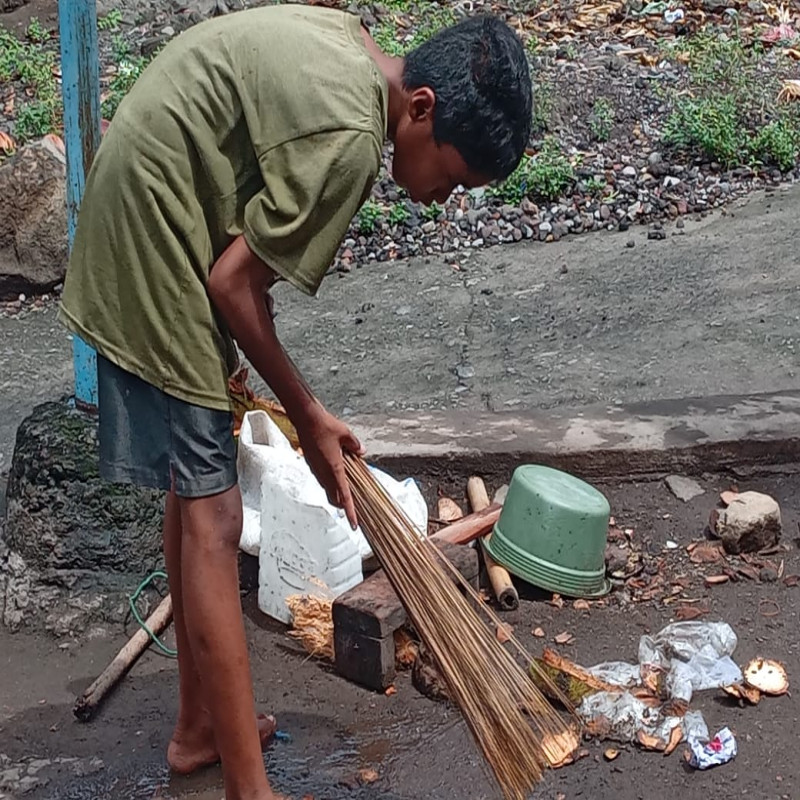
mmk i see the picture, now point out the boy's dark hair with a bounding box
[403,15,532,181]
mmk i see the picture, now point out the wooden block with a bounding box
[333,540,479,690]
[333,628,397,691]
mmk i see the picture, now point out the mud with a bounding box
[1,468,799,799]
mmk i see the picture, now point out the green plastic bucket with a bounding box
[484,465,611,598]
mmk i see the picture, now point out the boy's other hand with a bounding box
[295,405,365,529]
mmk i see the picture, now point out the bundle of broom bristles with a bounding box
[344,453,581,800]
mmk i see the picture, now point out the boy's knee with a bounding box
[180,489,243,552]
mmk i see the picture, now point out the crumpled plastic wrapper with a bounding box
[578,622,743,744]
[687,727,737,769]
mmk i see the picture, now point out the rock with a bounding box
[605,544,629,575]
[711,491,782,555]
[759,566,778,583]
[665,475,705,502]
[0,138,68,300]
[4,401,165,595]
[622,166,637,178]
[648,229,667,241]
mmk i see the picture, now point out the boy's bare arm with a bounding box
[208,234,363,527]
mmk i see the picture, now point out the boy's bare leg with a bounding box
[163,487,277,793]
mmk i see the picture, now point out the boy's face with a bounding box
[392,87,487,206]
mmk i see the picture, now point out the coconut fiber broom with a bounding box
[344,454,582,800]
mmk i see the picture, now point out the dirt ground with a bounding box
[1,467,798,800]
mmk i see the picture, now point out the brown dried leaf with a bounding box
[384,685,397,696]
[662,698,689,718]
[0,131,14,154]
[554,631,575,645]
[689,541,723,564]
[573,599,590,611]
[358,769,380,785]
[737,564,761,581]
[2,88,14,116]
[549,593,565,609]
[604,748,620,761]
[675,604,709,621]
[636,731,667,752]
[704,574,730,586]
[532,627,546,638]
[664,726,683,756]
[437,497,463,522]
[783,574,800,587]
[496,623,513,644]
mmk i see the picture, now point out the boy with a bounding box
[59,6,532,799]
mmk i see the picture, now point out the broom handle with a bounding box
[468,478,520,611]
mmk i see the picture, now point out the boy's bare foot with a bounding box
[167,712,278,775]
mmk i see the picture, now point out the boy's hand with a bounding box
[295,405,365,529]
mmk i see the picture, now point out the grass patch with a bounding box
[532,81,554,135]
[97,9,123,31]
[0,19,61,142]
[372,3,457,57]
[388,201,411,226]
[356,199,384,234]
[421,201,444,220]
[663,30,800,170]
[489,136,575,204]
[101,56,151,120]
[589,98,614,142]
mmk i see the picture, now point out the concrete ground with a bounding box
[1,470,799,800]
[1,183,799,480]
[2,185,800,800]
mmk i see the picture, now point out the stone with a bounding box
[4,400,165,597]
[622,166,637,178]
[0,138,68,300]
[665,475,705,502]
[605,544,629,575]
[712,491,782,555]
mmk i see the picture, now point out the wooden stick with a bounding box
[468,477,519,611]
[73,594,173,722]
[430,503,501,545]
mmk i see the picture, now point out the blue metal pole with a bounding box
[59,0,101,411]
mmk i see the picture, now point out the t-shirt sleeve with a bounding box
[243,128,380,296]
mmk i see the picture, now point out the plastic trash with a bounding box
[687,727,737,770]
[639,621,742,702]
[236,410,427,623]
[588,661,642,689]
[664,8,684,23]
[578,691,710,746]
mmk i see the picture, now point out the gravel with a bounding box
[2,0,799,290]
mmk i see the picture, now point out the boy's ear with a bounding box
[408,87,436,123]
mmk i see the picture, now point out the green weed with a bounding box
[98,9,123,31]
[388,202,411,226]
[589,98,614,142]
[663,31,800,170]
[421,201,444,221]
[489,137,574,204]
[372,3,456,57]
[532,81,554,135]
[356,200,384,234]
[0,25,61,142]
[101,56,150,119]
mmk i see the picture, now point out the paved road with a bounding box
[2,184,799,480]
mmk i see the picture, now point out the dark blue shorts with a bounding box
[97,355,237,498]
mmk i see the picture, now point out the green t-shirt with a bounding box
[59,5,387,410]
